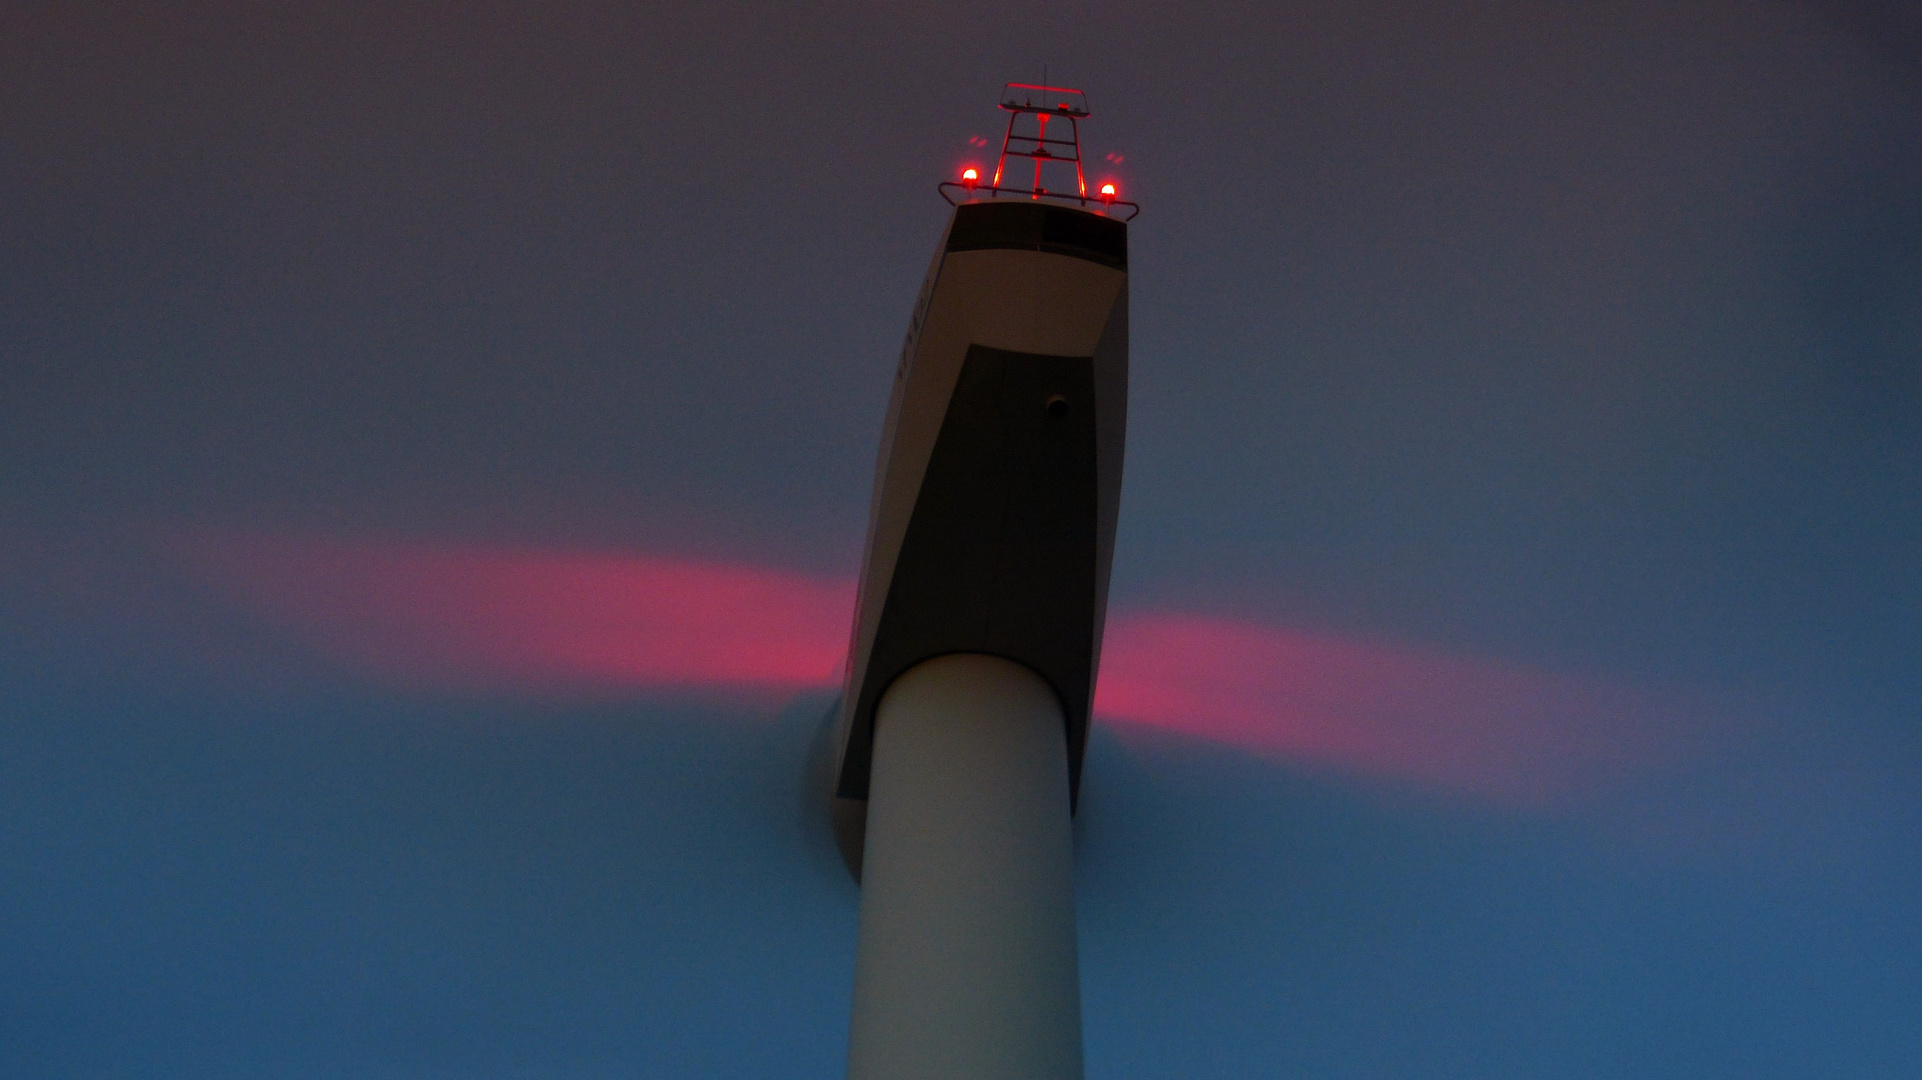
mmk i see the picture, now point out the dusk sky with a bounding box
[4,2,1920,1076]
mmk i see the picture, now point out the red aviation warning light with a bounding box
[939,83,1139,220]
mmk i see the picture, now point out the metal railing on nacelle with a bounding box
[937,181,1140,222]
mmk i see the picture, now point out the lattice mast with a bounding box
[941,83,1138,220]
[993,82,1088,199]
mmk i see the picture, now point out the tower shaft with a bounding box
[847,653,1082,1080]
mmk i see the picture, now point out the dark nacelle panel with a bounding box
[836,344,1100,804]
[944,202,1128,270]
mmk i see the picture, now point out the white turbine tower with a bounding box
[827,83,1138,1080]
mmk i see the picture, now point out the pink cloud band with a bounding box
[164,528,1693,804]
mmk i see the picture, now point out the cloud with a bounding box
[164,528,853,700]
[1096,612,1695,805]
[159,528,1694,804]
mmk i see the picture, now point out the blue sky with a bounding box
[4,2,1919,1075]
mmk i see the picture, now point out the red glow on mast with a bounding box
[939,83,1138,220]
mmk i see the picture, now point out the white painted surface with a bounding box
[837,243,1126,762]
[847,653,1083,1080]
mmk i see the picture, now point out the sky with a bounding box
[3,1,1920,1076]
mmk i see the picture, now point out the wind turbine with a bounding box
[827,82,1137,1080]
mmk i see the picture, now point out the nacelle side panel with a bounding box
[834,203,1129,837]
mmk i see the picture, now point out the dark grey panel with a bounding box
[944,202,1127,270]
[836,345,1100,806]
